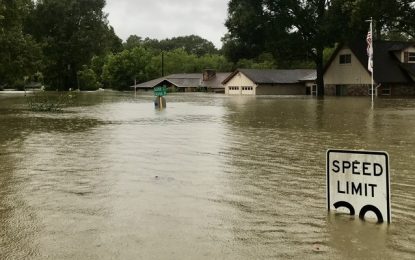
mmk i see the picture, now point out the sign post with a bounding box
[154,85,167,109]
[326,149,391,223]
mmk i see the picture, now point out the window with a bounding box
[409,52,415,62]
[368,87,375,96]
[381,86,391,96]
[229,86,239,91]
[339,54,351,64]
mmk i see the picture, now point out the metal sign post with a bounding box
[154,85,167,109]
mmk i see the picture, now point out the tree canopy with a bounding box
[0,0,42,88]
[24,0,122,89]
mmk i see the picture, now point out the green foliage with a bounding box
[77,65,100,91]
[124,34,219,57]
[26,91,77,112]
[323,47,336,66]
[102,46,153,90]
[148,49,233,76]
[342,0,415,40]
[26,0,122,89]
[0,0,42,87]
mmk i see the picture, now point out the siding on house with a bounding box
[224,72,256,95]
[324,47,372,85]
[256,84,305,95]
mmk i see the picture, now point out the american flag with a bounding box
[367,29,373,73]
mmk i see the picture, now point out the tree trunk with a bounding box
[316,47,324,97]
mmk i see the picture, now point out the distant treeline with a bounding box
[1,0,414,91]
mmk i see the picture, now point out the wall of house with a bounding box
[325,84,415,96]
[256,84,305,95]
[324,47,372,85]
[325,84,370,96]
[391,84,415,96]
[225,72,256,95]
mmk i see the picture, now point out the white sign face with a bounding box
[326,150,391,223]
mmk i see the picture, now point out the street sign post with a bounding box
[326,149,391,223]
[154,85,167,109]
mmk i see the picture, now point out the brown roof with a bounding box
[131,72,231,89]
[222,69,316,85]
[201,73,231,89]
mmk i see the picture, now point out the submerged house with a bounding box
[324,40,415,96]
[130,70,230,93]
[222,69,316,95]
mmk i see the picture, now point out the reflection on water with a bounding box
[0,92,415,259]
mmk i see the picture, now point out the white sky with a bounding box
[104,0,229,48]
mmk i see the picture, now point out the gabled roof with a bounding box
[131,72,231,89]
[222,69,316,85]
[400,63,415,78]
[300,71,317,81]
[132,78,168,89]
[201,73,231,89]
[324,40,415,84]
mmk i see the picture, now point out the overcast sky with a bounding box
[104,0,229,48]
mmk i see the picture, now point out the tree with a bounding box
[137,35,218,56]
[222,0,268,62]
[344,0,415,40]
[0,0,42,87]
[102,46,153,90]
[77,65,100,90]
[26,0,122,89]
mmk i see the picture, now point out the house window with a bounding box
[368,87,375,96]
[404,52,415,63]
[229,86,239,91]
[381,86,391,96]
[339,54,351,64]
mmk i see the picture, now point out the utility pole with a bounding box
[161,51,164,77]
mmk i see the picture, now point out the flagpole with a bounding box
[366,17,374,107]
[370,18,374,105]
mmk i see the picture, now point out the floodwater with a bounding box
[0,92,414,259]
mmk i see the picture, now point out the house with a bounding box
[222,69,316,95]
[131,73,201,92]
[324,40,415,96]
[130,70,231,93]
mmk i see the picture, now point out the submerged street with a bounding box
[0,92,414,259]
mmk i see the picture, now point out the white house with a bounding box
[222,69,316,96]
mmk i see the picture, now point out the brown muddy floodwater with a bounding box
[0,92,414,259]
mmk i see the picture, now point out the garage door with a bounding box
[241,86,254,95]
[228,86,240,95]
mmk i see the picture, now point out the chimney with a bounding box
[203,69,216,81]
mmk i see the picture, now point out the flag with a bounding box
[366,29,373,73]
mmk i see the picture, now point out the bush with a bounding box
[26,91,77,112]
[77,66,100,91]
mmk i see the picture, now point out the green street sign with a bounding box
[154,86,167,96]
